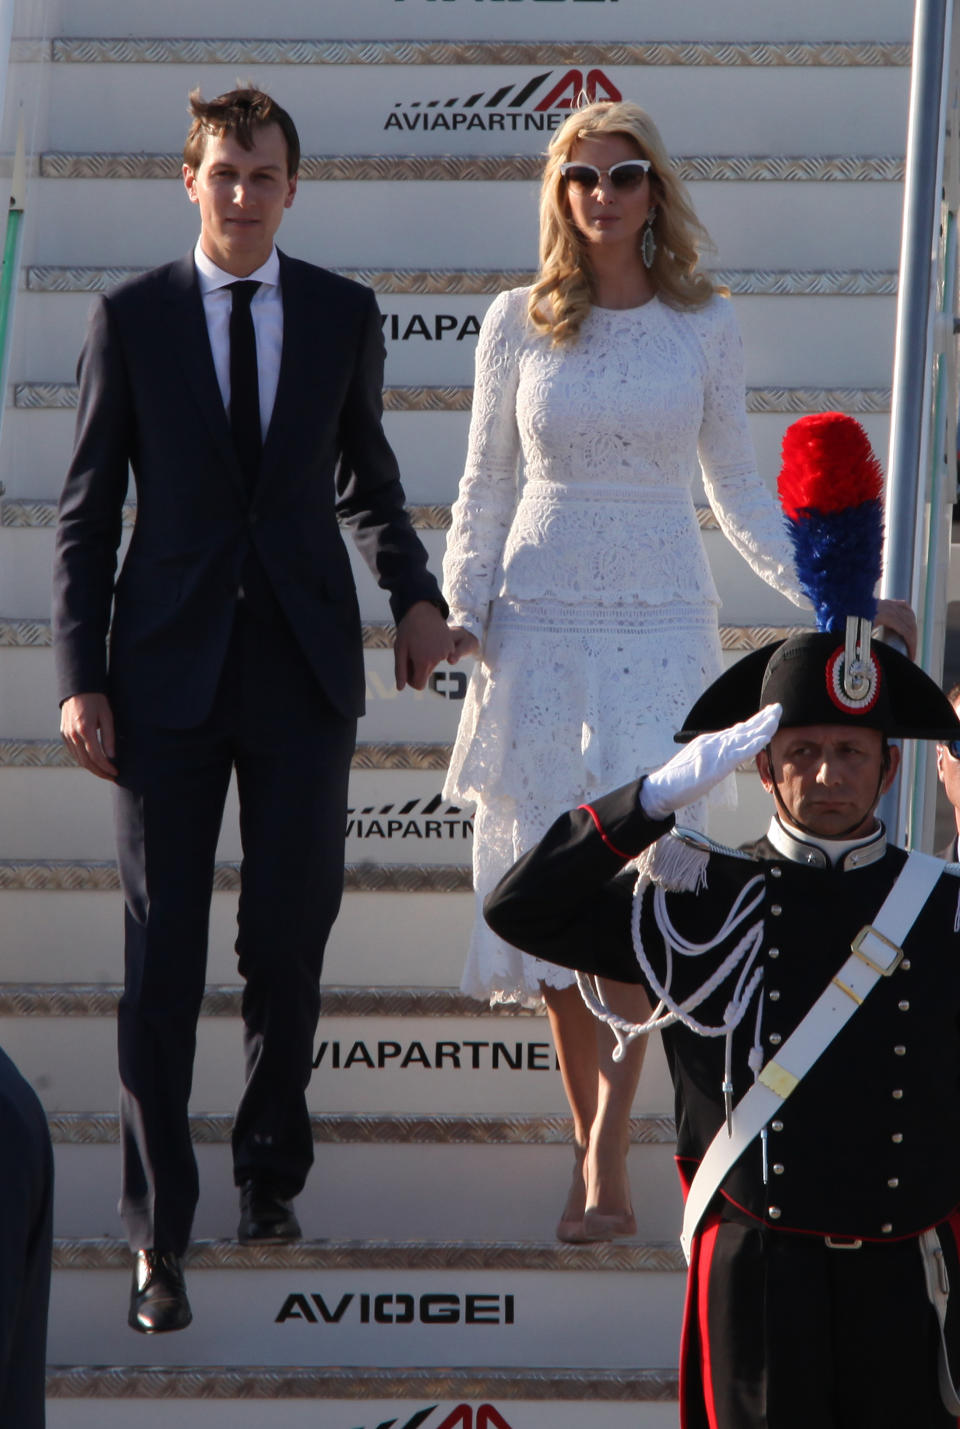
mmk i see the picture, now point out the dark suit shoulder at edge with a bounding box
[100,256,193,309]
[277,251,375,307]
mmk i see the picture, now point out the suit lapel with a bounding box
[165,255,247,504]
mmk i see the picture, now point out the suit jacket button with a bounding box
[887,1178,899,1188]
[768,1206,782,1219]
[881,1223,893,1234]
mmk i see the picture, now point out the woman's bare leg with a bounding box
[541,981,600,1241]
[582,980,651,1237]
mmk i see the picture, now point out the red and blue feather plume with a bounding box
[777,412,884,632]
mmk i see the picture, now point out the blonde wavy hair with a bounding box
[529,101,716,344]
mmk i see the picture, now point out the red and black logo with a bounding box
[342,1409,515,1429]
[386,67,621,134]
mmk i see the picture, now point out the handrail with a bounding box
[880,0,960,848]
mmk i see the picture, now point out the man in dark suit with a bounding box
[52,88,454,1333]
[0,1046,52,1427]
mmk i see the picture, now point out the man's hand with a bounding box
[60,692,118,780]
[394,602,457,691]
[640,704,783,820]
[874,598,917,661]
[448,626,480,663]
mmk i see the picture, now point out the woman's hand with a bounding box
[449,627,481,662]
[874,598,917,661]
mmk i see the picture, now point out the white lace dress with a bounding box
[442,286,805,1005]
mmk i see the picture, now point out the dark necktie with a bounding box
[228,279,262,498]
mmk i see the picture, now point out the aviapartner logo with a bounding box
[341,1407,515,1429]
[385,67,621,134]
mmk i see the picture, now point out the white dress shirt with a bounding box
[193,239,283,442]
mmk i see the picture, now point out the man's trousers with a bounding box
[112,597,356,1253]
[681,1212,960,1429]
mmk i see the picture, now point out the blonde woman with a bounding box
[442,100,808,1242]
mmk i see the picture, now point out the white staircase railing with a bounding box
[882,0,960,848]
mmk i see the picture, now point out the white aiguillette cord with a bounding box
[679,850,944,1263]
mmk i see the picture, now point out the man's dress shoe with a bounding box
[128,1249,192,1333]
[238,1181,302,1243]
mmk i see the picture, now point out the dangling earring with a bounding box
[641,208,657,269]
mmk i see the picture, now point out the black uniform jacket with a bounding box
[53,252,444,726]
[485,779,960,1243]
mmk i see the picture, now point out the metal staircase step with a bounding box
[30,37,911,66]
[44,1362,680,1421]
[24,263,900,296]
[47,1237,686,1372]
[13,380,894,412]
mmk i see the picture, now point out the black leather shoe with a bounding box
[128,1249,192,1333]
[238,1181,302,1243]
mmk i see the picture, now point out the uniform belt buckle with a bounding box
[824,1235,863,1250]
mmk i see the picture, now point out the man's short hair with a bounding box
[947,681,960,709]
[183,88,301,179]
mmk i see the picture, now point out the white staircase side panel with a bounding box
[0,409,891,504]
[52,1140,684,1242]
[0,1013,677,1113]
[0,889,475,986]
[0,523,811,623]
[12,289,898,387]
[46,1404,681,1429]
[24,177,906,272]
[0,763,764,860]
[47,1264,684,1369]
[32,63,909,158]
[45,0,913,42]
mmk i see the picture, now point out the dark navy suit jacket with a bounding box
[53,251,443,726]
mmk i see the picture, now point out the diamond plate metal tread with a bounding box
[0,738,452,770]
[0,861,472,892]
[0,984,540,1018]
[25,264,898,296]
[52,1236,687,1272]
[0,619,807,650]
[44,1364,679,1403]
[14,381,893,413]
[32,37,909,67]
[47,1111,676,1146]
[0,499,453,530]
[0,496,723,532]
[37,152,905,183]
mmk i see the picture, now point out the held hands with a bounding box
[60,692,118,780]
[394,601,457,690]
[640,703,783,820]
[448,626,480,662]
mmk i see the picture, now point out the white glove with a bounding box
[640,704,783,820]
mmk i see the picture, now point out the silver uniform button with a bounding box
[901,959,911,971]
[882,1223,893,1234]
[892,1133,903,1143]
[898,1001,910,1012]
[770,867,783,879]
[769,1033,782,1046]
[768,1207,782,1220]
[769,948,780,959]
[771,1120,784,1132]
[887,1177,899,1188]
[893,1045,906,1056]
[769,990,781,1001]
[771,905,783,916]
[773,1164,785,1175]
[892,1089,904,1099]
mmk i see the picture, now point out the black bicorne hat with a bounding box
[676,413,960,744]
[676,630,960,742]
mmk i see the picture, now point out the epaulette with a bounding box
[636,825,752,894]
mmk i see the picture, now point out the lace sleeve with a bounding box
[696,298,807,609]
[442,288,524,639]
